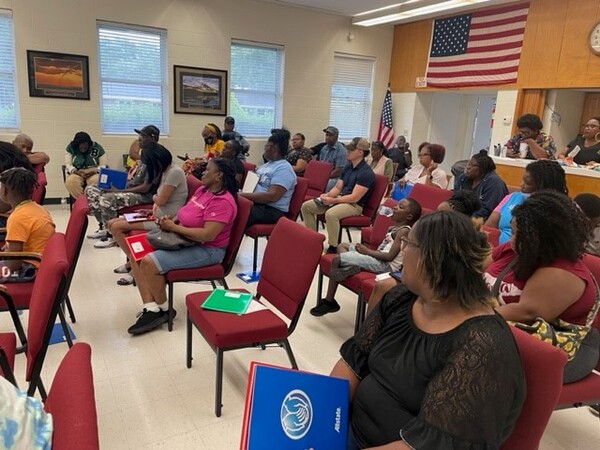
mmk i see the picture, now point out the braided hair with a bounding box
[210,158,238,199]
[526,160,568,195]
[512,190,587,280]
[0,167,38,199]
[0,141,33,173]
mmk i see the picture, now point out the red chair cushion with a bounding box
[245,224,275,239]
[3,282,33,309]
[359,277,377,302]
[339,215,372,228]
[166,265,224,282]
[557,372,600,407]
[319,254,377,294]
[186,291,288,348]
[0,332,16,377]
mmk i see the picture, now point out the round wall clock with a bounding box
[590,21,600,56]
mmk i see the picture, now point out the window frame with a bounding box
[0,9,20,131]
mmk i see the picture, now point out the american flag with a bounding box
[377,87,394,148]
[426,2,529,88]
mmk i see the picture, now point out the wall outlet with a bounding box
[415,77,427,88]
[502,116,512,125]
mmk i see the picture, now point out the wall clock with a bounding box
[590,21,600,56]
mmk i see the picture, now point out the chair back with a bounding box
[257,218,324,328]
[222,196,253,275]
[45,343,99,450]
[501,327,566,450]
[408,182,452,211]
[361,198,397,248]
[303,160,333,199]
[286,177,309,220]
[582,253,600,332]
[241,161,257,189]
[361,174,389,222]
[185,174,204,202]
[482,225,500,247]
[64,196,90,279]
[32,170,47,204]
[25,233,69,382]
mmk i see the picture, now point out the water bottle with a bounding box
[378,205,394,217]
[61,197,68,210]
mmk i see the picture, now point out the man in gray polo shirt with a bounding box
[319,126,347,191]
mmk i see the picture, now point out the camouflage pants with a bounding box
[85,185,145,228]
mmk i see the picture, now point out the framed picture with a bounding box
[174,65,227,115]
[26,50,90,100]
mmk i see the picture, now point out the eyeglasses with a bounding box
[583,123,599,129]
[465,161,479,168]
[401,236,419,248]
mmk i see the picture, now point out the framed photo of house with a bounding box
[174,65,227,115]
[26,50,90,100]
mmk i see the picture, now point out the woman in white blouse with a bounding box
[399,142,448,189]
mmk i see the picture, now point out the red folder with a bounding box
[124,233,155,261]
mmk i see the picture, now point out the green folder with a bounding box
[201,289,253,314]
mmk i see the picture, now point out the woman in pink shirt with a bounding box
[128,158,238,335]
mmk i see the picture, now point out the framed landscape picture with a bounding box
[26,50,90,100]
[174,65,227,115]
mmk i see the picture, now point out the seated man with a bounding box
[301,137,375,254]
[12,134,50,168]
[311,197,421,317]
[64,131,107,198]
[240,129,296,228]
[125,125,160,170]
[319,126,347,191]
[223,116,249,158]
[0,167,55,283]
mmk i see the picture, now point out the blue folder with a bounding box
[241,363,349,449]
[97,167,128,190]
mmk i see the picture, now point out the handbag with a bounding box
[146,228,196,250]
[492,260,600,383]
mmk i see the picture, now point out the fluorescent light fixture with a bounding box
[353,0,508,26]
[354,0,421,18]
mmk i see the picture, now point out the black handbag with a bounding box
[146,228,195,250]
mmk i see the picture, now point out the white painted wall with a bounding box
[0,0,393,198]
[489,90,518,149]
[543,89,586,150]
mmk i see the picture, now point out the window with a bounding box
[0,10,19,129]
[230,41,284,137]
[329,54,375,140]
[97,22,167,134]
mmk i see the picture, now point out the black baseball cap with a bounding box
[134,125,160,139]
[224,116,235,124]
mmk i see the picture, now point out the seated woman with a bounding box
[240,128,296,228]
[202,123,225,159]
[86,142,163,248]
[574,193,600,257]
[220,138,245,188]
[399,142,448,189]
[64,131,107,199]
[332,211,525,449]
[367,141,394,180]
[485,190,599,383]
[557,116,600,165]
[0,142,32,238]
[485,160,567,244]
[286,133,312,175]
[127,158,238,335]
[108,143,188,285]
[453,150,508,220]
[504,113,556,160]
[0,167,55,282]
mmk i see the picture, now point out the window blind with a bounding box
[0,10,19,130]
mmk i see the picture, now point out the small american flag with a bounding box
[426,2,529,88]
[377,87,394,149]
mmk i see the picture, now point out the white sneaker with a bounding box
[94,237,117,248]
[87,229,107,239]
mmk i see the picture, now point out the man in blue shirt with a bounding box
[319,126,348,191]
[301,137,375,254]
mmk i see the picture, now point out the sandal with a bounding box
[117,275,135,286]
[114,263,131,274]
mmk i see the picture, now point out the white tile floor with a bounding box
[3,205,600,449]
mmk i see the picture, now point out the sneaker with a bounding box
[590,404,600,416]
[117,274,134,286]
[330,265,361,282]
[127,309,168,335]
[310,299,341,317]
[113,263,131,274]
[325,246,337,255]
[94,237,117,248]
[87,228,107,239]
[161,308,177,321]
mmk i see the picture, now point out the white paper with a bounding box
[243,300,268,314]
[243,171,259,193]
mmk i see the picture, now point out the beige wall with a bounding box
[0,0,393,198]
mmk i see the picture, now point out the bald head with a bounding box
[13,134,34,153]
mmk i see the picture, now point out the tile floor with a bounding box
[3,205,600,449]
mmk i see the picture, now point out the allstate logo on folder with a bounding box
[281,389,312,440]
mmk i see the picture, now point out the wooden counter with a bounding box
[492,157,600,197]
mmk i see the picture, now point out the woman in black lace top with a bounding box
[331,211,525,449]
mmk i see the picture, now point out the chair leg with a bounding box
[215,348,224,417]
[6,306,27,353]
[167,282,174,332]
[28,377,47,400]
[221,278,229,289]
[64,294,76,323]
[57,307,74,348]
[282,339,298,369]
[252,237,259,274]
[346,227,352,242]
[186,315,193,368]
[0,351,17,387]
[316,268,324,303]
[354,293,367,334]
[210,280,217,289]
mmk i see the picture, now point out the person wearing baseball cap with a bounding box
[127,125,160,169]
[301,136,375,267]
[319,125,347,191]
[223,116,249,158]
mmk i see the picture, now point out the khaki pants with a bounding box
[65,173,100,198]
[301,200,363,247]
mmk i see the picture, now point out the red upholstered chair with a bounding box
[244,176,309,273]
[501,327,566,450]
[44,343,99,450]
[327,174,389,243]
[185,218,324,416]
[241,161,257,190]
[0,233,69,398]
[0,333,17,385]
[555,253,600,411]
[32,170,47,205]
[482,225,500,247]
[163,195,253,331]
[407,182,452,211]
[303,160,333,201]
[360,198,397,249]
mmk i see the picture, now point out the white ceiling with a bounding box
[254,0,401,16]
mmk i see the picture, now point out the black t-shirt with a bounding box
[567,135,600,164]
[340,159,375,206]
[341,285,525,449]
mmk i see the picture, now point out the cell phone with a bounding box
[314,197,324,206]
[390,270,403,283]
